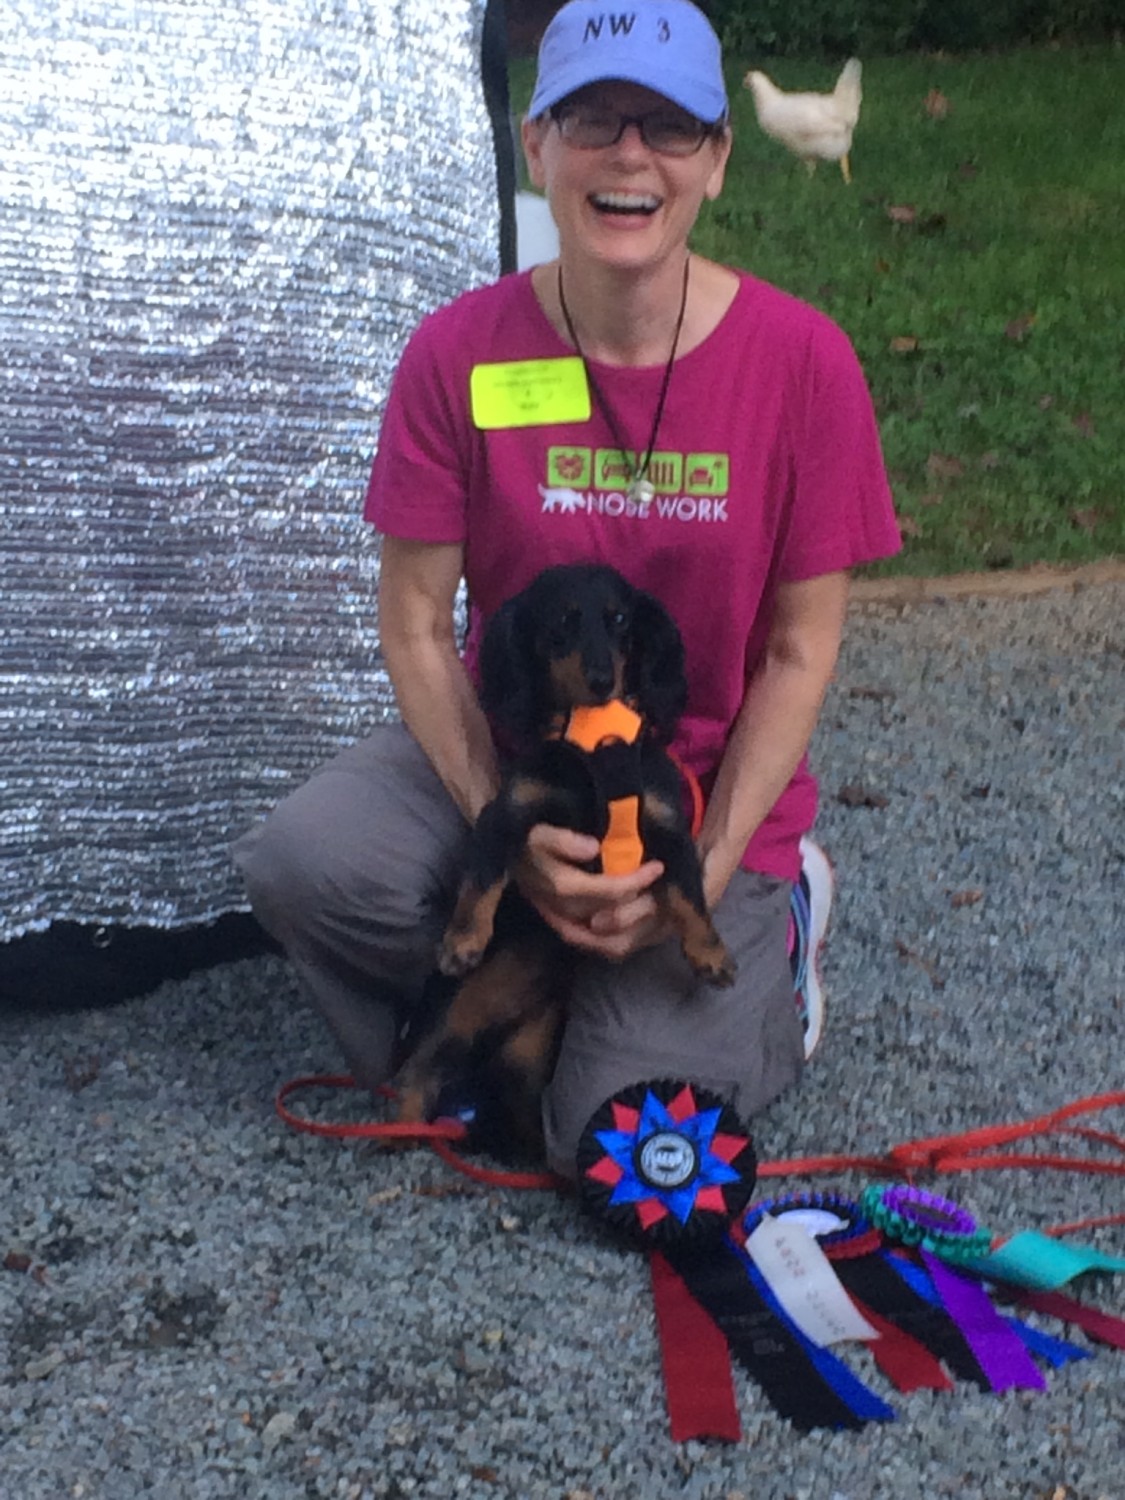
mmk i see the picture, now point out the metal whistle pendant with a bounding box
[628,475,656,506]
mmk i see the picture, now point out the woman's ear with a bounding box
[704,126,732,201]
[627,591,688,739]
[521,113,550,193]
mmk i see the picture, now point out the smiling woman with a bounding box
[234,0,902,1180]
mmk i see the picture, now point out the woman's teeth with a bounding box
[590,192,660,215]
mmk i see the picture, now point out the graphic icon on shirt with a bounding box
[595,448,683,494]
[541,447,732,517]
[684,454,730,496]
[547,446,593,488]
[539,484,586,514]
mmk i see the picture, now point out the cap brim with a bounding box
[528,62,728,124]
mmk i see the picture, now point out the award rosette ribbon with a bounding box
[577,1079,757,1249]
[578,1080,757,1442]
[578,1091,1125,1442]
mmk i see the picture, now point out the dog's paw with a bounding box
[686,936,737,989]
[393,1081,428,1124]
[437,932,486,977]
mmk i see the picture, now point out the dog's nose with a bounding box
[585,667,615,701]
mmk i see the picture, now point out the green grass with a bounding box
[510,47,1125,576]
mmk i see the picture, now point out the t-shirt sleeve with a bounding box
[777,318,902,582]
[363,311,471,543]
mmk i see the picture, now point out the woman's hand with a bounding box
[515,823,668,962]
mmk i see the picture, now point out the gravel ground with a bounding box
[3,582,1123,1500]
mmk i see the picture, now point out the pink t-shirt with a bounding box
[367,270,901,879]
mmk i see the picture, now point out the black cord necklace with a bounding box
[557,255,690,508]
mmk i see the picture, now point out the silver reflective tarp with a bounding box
[1,0,501,939]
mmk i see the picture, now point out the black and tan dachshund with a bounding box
[394,563,735,1154]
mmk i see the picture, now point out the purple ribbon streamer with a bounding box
[921,1251,1046,1393]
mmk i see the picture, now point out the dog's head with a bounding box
[480,564,687,745]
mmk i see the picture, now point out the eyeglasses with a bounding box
[548,102,720,157]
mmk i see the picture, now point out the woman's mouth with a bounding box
[588,191,661,217]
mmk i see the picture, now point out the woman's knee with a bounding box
[233,787,339,943]
[233,750,463,953]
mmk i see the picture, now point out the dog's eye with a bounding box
[606,609,629,632]
[544,608,582,651]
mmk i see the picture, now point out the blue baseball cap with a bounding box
[528,1,729,125]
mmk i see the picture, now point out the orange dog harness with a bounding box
[554,700,645,876]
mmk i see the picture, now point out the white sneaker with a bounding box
[789,837,834,1058]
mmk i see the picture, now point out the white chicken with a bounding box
[743,59,863,183]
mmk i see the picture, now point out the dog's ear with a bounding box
[627,590,688,739]
[479,594,544,742]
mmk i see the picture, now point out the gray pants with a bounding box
[232,723,804,1176]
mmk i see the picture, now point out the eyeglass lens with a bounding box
[554,106,707,155]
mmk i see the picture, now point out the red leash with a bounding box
[275,1074,564,1191]
[276,1077,1125,1227]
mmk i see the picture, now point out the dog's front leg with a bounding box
[438,780,549,977]
[643,809,737,989]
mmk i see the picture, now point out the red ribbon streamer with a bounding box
[650,1252,742,1443]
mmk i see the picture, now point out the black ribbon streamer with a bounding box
[664,1239,870,1432]
[833,1250,991,1390]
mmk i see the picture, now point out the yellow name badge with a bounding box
[470,357,591,430]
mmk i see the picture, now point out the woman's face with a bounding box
[522,80,731,275]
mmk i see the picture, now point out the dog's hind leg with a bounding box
[395,939,555,1125]
[488,998,565,1157]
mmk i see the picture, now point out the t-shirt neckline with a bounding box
[520,266,750,377]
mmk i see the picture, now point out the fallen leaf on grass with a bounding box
[837,782,890,809]
[1072,412,1096,438]
[924,88,951,119]
[926,452,965,481]
[948,888,984,908]
[887,203,917,224]
[979,452,1002,470]
[895,939,945,989]
[1070,507,1104,533]
[4,1250,33,1273]
[897,515,923,538]
[1005,314,1036,342]
[889,335,920,353]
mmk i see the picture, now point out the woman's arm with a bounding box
[585,570,849,954]
[697,570,850,907]
[377,535,500,825]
